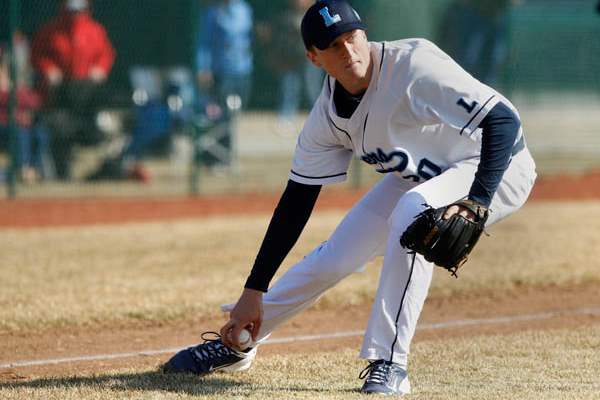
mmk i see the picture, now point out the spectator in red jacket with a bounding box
[32,0,115,92]
[31,0,115,180]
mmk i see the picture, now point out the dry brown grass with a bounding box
[1,201,600,333]
[2,324,599,399]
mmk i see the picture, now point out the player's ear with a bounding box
[306,48,321,68]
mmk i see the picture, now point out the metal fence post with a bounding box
[6,0,21,199]
[189,0,200,196]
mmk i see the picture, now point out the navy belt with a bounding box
[511,135,525,156]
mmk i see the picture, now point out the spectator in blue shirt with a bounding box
[195,0,253,167]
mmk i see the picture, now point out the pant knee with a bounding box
[304,241,357,284]
[389,191,429,234]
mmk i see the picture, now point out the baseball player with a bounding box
[164,0,536,395]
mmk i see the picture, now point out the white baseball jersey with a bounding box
[289,38,521,186]
[221,38,536,373]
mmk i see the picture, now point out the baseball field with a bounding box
[1,169,600,400]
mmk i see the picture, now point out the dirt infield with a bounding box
[1,283,598,382]
[1,170,599,228]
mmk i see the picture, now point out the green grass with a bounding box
[2,325,599,399]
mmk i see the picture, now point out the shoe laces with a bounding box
[359,360,393,385]
[191,331,238,361]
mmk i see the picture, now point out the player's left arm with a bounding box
[402,104,520,273]
[445,101,521,220]
[468,102,521,207]
[406,46,522,217]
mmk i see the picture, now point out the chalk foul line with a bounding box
[1,306,599,370]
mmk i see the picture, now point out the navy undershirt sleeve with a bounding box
[468,102,521,207]
[244,180,322,292]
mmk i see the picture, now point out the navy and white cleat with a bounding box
[162,332,256,376]
[359,359,411,396]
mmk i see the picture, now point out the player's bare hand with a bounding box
[443,204,477,222]
[220,288,263,349]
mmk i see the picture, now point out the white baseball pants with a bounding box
[238,148,536,367]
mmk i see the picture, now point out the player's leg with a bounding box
[359,149,536,394]
[163,174,410,375]
[252,174,414,340]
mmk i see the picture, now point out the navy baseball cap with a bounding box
[301,0,366,50]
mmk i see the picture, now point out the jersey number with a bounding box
[457,98,478,113]
[361,149,442,183]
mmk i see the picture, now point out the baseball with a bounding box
[237,328,253,350]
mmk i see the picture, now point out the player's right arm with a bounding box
[221,180,322,348]
[245,180,322,292]
[221,84,351,348]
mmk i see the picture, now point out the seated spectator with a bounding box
[85,67,194,183]
[0,33,49,183]
[31,0,115,180]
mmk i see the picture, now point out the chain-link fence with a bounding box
[1,0,599,198]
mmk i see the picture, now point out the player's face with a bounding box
[307,30,372,94]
